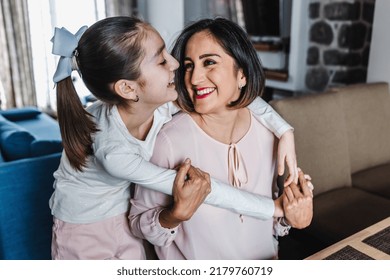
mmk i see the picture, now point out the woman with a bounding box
[129,18,313,260]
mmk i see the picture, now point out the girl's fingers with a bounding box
[284,173,294,187]
[277,154,285,176]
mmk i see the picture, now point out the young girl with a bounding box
[49,16,297,259]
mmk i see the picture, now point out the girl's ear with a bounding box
[237,69,247,88]
[114,79,139,101]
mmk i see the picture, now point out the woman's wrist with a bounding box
[159,208,182,229]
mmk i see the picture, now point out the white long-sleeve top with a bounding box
[49,98,292,223]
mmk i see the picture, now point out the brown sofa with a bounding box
[270,82,390,259]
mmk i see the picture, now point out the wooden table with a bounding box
[306,217,390,260]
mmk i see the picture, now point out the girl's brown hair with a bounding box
[56,16,150,171]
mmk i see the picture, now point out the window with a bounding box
[27,0,106,110]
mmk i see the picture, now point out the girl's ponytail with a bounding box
[56,77,98,171]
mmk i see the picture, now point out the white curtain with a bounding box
[0,0,36,109]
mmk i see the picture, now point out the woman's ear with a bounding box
[114,79,139,101]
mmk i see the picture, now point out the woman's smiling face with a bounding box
[183,30,246,115]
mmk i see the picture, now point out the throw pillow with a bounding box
[0,114,35,161]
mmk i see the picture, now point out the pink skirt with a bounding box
[51,212,146,260]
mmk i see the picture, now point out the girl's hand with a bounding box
[278,129,298,186]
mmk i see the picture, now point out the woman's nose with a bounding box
[190,65,204,86]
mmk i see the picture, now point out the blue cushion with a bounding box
[0,107,41,121]
[30,140,63,157]
[0,114,35,161]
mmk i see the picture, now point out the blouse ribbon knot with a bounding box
[228,143,248,188]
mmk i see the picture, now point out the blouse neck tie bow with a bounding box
[228,143,248,188]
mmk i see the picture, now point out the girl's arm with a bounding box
[247,97,292,138]
[96,143,278,221]
[248,97,298,185]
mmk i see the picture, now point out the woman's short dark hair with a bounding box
[171,17,265,112]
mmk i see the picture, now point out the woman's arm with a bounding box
[130,187,178,247]
[129,160,210,246]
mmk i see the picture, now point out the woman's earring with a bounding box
[134,95,139,102]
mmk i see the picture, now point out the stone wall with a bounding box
[305,0,375,92]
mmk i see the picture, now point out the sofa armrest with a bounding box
[0,107,41,121]
[0,152,61,259]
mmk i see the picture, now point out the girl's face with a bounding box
[137,29,179,107]
[183,31,245,115]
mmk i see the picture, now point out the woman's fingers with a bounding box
[171,161,211,222]
[174,158,191,188]
[298,170,314,197]
[284,170,312,206]
[283,186,294,202]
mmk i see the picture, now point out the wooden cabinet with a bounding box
[260,0,309,92]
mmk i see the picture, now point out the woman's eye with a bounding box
[184,63,193,71]
[160,59,167,65]
[204,59,216,66]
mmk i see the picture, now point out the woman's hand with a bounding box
[159,158,211,229]
[283,169,313,229]
[278,129,298,186]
